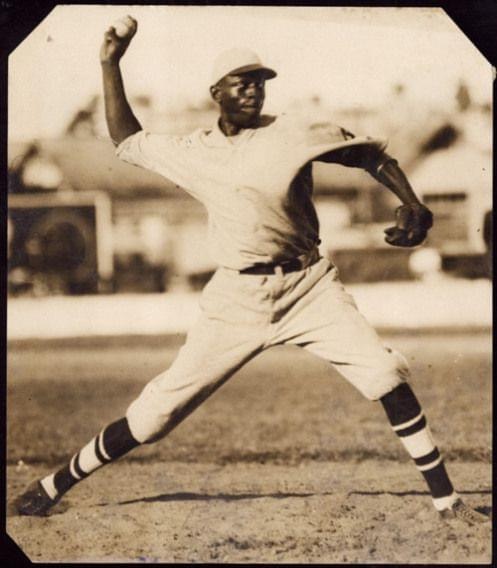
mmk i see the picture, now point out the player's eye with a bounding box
[242,81,264,89]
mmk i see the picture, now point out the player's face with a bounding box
[212,72,266,127]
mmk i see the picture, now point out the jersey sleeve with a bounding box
[115,130,199,193]
[305,120,394,176]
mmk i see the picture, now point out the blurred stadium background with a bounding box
[7,6,493,299]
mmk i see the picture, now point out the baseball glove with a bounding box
[384,203,433,247]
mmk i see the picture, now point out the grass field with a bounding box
[6,331,492,563]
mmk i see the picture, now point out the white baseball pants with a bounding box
[126,257,409,443]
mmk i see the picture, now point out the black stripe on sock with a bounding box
[102,417,140,460]
[380,383,422,427]
[94,434,111,464]
[54,465,78,495]
[421,461,454,498]
[414,447,440,467]
[73,454,88,479]
[396,415,427,437]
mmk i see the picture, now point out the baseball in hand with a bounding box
[113,16,134,38]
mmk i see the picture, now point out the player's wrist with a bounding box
[400,200,423,208]
[100,58,122,68]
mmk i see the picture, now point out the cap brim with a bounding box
[226,63,277,80]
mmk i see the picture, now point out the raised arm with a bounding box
[100,16,142,145]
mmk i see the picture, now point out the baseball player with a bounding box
[12,16,488,526]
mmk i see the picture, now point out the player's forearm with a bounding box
[372,160,422,206]
[101,61,142,145]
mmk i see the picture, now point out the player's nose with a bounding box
[245,81,262,95]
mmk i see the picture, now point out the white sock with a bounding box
[432,492,459,511]
[40,473,58,500]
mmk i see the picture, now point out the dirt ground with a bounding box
[6,460,492,564]
[5,331,493,563]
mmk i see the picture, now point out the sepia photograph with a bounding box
[5,4,493,563]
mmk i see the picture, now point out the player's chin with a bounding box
[237,107,262,126]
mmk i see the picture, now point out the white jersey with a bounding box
[116,113,387,270]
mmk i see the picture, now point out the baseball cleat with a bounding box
[439,498,490,525]
[10,480,59,517]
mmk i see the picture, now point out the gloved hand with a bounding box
[384,203,433,247]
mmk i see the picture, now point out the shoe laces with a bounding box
[453,500,488,524]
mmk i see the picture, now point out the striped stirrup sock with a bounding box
[380,383,457,508]
[40,417,139,500]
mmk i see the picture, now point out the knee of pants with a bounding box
[385,346,410,379]
[125,370,211,444]
[359,347,411,401]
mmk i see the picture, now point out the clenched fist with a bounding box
[384,203,433,248]
[100,15,138,65]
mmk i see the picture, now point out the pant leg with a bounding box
[269,262,409,400]
[126,313,265,443]
[126,268,270,443]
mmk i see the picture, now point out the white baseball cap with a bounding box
[211,47,277,85]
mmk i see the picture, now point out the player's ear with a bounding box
[210,84,222,104]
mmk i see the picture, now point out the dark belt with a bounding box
[239,252,319,275]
